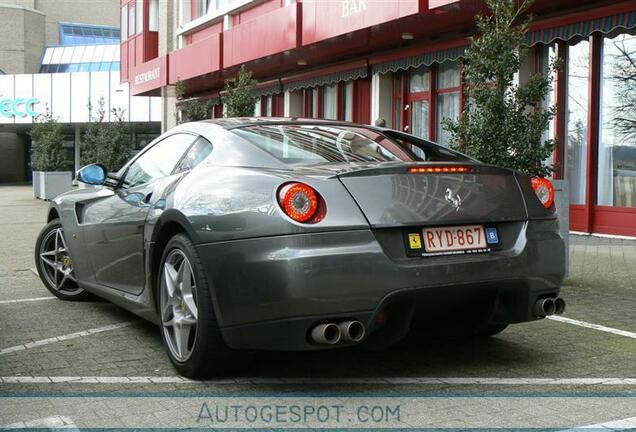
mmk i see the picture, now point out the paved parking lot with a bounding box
[1,185,635,429]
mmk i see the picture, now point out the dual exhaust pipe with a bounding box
[311,321,365,345]
[533,297,566,318]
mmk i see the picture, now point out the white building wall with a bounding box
[0,71,161,125]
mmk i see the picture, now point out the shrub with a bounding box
[81,98,132,172]
[443,0,558,177]
[222,65,257,117]
[175,80,213,124]
[30,108,71,172]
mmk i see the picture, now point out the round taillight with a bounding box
[531,177,555,209]
[277,182,321,223]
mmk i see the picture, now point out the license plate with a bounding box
[422,225,487,253]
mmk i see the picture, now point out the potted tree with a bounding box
[80,97,133,183]
[222,65,257,117]
[30,110,72,200]
[444,0,569,272]
[175,80,214,124]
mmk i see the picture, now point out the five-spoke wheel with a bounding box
[35,219,87,300]
[157,233,236,377]
[160,249,199,362]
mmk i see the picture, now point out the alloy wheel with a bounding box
[160,248,199,362]
[38,227,80,293]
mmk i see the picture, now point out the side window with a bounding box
[123,133,195,188]
[174,137,213,173]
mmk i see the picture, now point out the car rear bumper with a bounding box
[197,219,565,350]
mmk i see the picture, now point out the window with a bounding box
[58,23,122,45]
[341,81,354,122]
[436,60,461,146]
[312,88,319,118]
[539,44,558,174]
[121,6,128,41]
[322,84,338,119]
[265,96,272,117]
[128,4,136,38]
[196,0,209,18]
[409,65,430,139]
[598,33,636,207]
[397,60,462,145]
[410,65,430,92]
[234,125,468,165]
[137,0,144,33]
[235,125,407,164]
[303,88,316,118]
[149,0,159,31]
[122,133,196,188]
[566,40,589,205]
[175,137,214,173]
[392,74,403,130]
[178,0,191,26]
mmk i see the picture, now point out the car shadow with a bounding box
[106,302,561,380]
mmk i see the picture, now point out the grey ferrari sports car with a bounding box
[35,118,566,377]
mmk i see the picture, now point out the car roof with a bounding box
[196,117,382,131]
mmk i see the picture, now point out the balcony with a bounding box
[168,33,222,84]
[223,3,301,68]
[302,0,427,45]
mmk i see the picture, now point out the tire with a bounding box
[34,219,89,301]
[157,233,237,377]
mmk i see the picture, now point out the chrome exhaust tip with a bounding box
[338,320,365,342]
[554,297,566,315]
[533,298,556,317]
[311,323,341,345]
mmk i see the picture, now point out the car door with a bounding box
[81,132,197,295]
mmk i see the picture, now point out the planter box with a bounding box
[32,172,40,198]
[33,171,73,200]
[553,179,570,277]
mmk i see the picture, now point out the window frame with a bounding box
[116,131,201,189]
[395,60,463,143]
[174,136,214,174]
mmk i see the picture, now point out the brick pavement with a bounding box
[0,185,635,429]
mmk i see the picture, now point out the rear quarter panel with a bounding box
[172,165,369,244]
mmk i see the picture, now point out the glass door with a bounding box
[406,65,431,139]
[566,40,590,207]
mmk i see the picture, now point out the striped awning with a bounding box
[283,66,368,92]
[372,45,467,75]
[252,81,282,98]
[525,11,636,46]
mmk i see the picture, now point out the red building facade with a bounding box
[120,0,636,237]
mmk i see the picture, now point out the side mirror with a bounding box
[77,164,107,186]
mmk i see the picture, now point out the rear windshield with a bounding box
[232,124,469,165]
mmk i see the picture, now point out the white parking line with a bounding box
[0,321,137,356]
[559,415,636,431]
[2,415,77,429]
[549,315,636,340]
[0,296,55,305]
[1,376,636,385]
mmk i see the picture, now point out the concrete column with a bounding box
[73,124,80,184]
[161,85,177,132]
[371,72,394,128]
